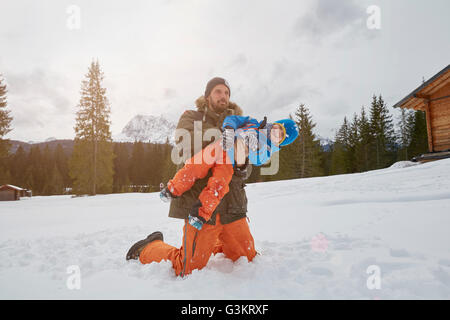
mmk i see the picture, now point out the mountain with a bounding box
[6,114,176,154]
[9,139,74,154]
[113,114,176,144]
[317,135,333,152]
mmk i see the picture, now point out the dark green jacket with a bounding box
[168,96,251,225]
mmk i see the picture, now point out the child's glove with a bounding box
[188,200,206,230]
[258,116,268,129]
[159,183,176,202]
[222,127,235,151]
[234,157,251,179]
[239,129,259,152]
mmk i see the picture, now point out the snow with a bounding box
[1,159,450,299]
[388,161,420,169]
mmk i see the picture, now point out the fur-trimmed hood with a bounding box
[195,96,243,116]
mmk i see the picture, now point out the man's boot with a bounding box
[126,231,164,260]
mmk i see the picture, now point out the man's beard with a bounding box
[209,98,228,114]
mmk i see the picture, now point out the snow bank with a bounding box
[389,161,420,169]
[1,159,450,299]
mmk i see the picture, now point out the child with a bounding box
[221,115,298,167]
[160,115,299,230]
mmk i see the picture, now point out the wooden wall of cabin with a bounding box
[430,82,450,152]
[0,189,17,201]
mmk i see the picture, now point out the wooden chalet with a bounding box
[393,64,450,162]
[0,184,32,201]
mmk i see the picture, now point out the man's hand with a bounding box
[246,130,259,152]
[188,200,206,230]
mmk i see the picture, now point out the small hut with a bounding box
[393,64,450,162]
[0,184,32,201]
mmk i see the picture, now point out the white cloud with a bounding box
[1,0,449,142]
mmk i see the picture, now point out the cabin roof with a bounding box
[0,184,26,191]
[393,65,450,110]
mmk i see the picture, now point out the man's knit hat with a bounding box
[204,77,231,98]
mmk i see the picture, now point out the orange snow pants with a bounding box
[139,214,256,276]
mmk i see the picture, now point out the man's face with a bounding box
[207,84,230,113]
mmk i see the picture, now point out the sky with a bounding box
[1,0,449,142]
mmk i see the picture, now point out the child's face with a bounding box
[270,124,284,145]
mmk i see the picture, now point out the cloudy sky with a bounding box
[1,0,449,142]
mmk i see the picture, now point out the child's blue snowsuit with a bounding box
[221,115,298,167]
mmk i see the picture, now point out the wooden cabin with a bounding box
[393,64,450,161]
[0,184,31,201]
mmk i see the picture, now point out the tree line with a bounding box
[0,141,175,196]
[0,61,428,195]
[329,95,428,174]
[247,95,428,182]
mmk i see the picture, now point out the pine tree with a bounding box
[293,104,323,178]
[331,117,351,174]
[407,110,428,158]
[319,143,333,176]
[54,144,70,191]
[396,108,415,160]
[347,113,360,172]
[129,141,146,190]
[113,142,131,193]
[48,164,65,195]
[69,60,115,195]
[0,168,11,185]
[355,106,372,172]
[146,143,162,189]
[369,94,396,169]
[0,74,12,152]
[10,145,27,187]
[27,145,44,195]
[269,114,300,181]
[0,74,13,184]
[41,145,53,195]
[23,166,34,192]
[406,76,430,158]
[161,138,177,186]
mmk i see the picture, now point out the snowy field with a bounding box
[1,159,450,300]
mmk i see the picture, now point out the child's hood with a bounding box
[272,118,299,147]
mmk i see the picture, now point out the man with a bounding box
[126,77,256,277]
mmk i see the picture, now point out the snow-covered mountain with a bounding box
[317,135,333,152]
[113,114,176,144]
